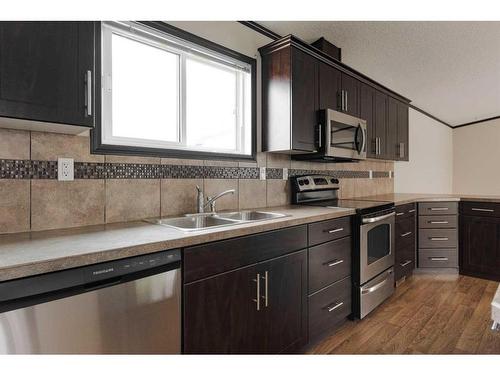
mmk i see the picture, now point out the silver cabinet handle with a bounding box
[339,90,344,111]
[361,277,388,295]
[325,259,344,267]
[253,273,260,311]
[318,124,322,148]
[401,231,412,237]
[327,227,344,234]
[396,212,404,216]
[430,207,449,211]
[429,237,449,241]
[326,301,344,312]
[409,209,416,213]
[429,257,449,261]
[400,260,412,267]
[362,211,395,224]
[471,208,494,212]
[85,70,92,116]
[261,271,269,308]
[429,221,449,224]
[345,90,348,112]
[399,142,405,158]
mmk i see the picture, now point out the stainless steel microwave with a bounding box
[294,109,367,162]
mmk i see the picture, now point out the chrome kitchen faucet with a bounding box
[196,185,235,213]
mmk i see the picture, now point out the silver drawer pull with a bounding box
[400,260,412,267]
[429,221,449,224]
[408,209,416,213]
[396,212,404,216]
[401,231,412,237]
[327,228,344,234]
[429,257,449,261]
[325,259,344,267]
[430,207,449,211]
[361,277,389,295]
[260,271,269,308]
[253,273,260,311]
[429,237,449,241]
[471,208,494,212]
[325,301,344,312]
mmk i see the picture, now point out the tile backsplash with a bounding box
[0,128,394,234]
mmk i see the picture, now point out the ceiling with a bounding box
[259,21,500,126]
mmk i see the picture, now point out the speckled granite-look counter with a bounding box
[356,193,500,206]
[0,205,354,282]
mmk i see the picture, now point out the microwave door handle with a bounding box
[359,124,366,153]
[354,124,361,153]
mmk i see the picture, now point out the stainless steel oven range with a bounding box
[292,174,395,319]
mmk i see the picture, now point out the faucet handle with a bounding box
[196,185,202,193]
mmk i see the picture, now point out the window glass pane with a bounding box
[111,33,179,142]
[185,57,237,152]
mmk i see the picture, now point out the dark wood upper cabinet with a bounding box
[261,43,318,153]
[340,73,360,117]
[373,90,388,159]
[460,212,500,282]
[318,62,341,111]
[360,83,376,158]
[183,250,307,354]
[396,101,409,161]
[0,22,95,132]
[386,97,399,160]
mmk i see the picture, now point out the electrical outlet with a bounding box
[58,158,74,181]
[368,170,373,179]
[260,167,266,180]
[282,168,288,180]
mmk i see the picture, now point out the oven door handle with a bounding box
[362,211,395,224]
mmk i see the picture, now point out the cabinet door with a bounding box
[291,47,318,152]
[386,97,398,160]
[183,263,263,353]
[341,73,360,117]
[373,90,388,159]
[260,250,307,353]
[360,83,376,158]
[460,215,500,281]
[318,62,341,111]
[0,22,94,127]
[397,102,409,161]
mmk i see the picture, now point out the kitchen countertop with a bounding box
[355,193,500,206]
[0,205,354,282]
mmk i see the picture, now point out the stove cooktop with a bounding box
[306,199,394,214]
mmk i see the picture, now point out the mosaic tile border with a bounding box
[0,159,392,180]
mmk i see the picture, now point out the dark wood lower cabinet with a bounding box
[459,214,500,281]
[183,250,307,354]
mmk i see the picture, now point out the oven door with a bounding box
[323,109,367,160]
[360,211,395,285]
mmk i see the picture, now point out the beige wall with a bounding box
[453,118,500,195]
[394,108,453,194]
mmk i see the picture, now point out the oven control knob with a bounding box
[298,180,304,186]
[304,179,310,185]
[330,178,339,184]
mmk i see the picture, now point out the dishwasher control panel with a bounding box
[83,249,181,283]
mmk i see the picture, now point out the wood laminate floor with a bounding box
[308,273,500,354]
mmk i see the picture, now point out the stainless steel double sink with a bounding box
[146,211,288,232]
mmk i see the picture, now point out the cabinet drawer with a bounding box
[184,225,307,283]
[461,201,500,218]
[395,245,415,281]
[419,202,458,216]
[418,228,457,248]
[308,277,351,341]
[419,249,458,268]
[395,216,416,249]
[395,203,416,221]
[308,236,351,293]
[419,215,457,229]
[308,216,352,246]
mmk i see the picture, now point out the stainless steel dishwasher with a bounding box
[0,249,181,354]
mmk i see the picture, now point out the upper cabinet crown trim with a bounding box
[258,34,411,104]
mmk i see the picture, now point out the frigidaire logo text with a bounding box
[92,267,114,275]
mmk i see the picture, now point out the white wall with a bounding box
[394,108,453,194]
[453,118,500,195]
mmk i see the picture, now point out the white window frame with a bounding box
[100,21,252,156]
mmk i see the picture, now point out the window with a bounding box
[98,21,254,158]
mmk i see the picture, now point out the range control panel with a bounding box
[293,175,340,192]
